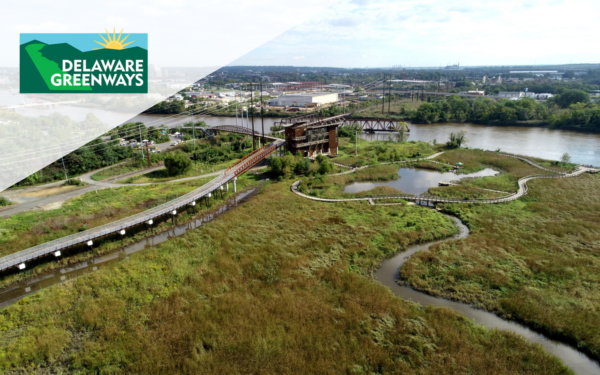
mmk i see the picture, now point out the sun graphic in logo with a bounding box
[94,28,135,50]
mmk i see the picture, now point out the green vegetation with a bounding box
[403,169,600,360]
[62,179,86,187]
[335,137,438,166]
[298,164,402,199]
[0,176,252,260]
[164,152,192,176]
[91,157,161,181]
[407,94,600,132]
[0,196,11,207]
[446,130,467,149]
[12,141,134,188]
[0,182,571,374]
[267,153,334,179]
[0,175,259,289]
[427,184,506,200]
[120,160,238,184]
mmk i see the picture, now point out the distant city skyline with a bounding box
[230,0,600,68]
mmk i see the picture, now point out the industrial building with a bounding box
[268,92,338,108]
[284,117,341,157]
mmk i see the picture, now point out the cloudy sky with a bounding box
[231,0,600,67]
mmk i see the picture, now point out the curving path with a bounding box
[292,152,600,205]
[0,140,284,272]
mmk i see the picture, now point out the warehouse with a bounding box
[268,92,338,108]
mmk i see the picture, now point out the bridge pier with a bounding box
[226,182,229,192]
[233,177,237,193]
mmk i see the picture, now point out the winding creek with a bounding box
[1,177,599,373]
[375,214,600,375]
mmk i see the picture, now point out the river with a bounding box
[129,115,600,166]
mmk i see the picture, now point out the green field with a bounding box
[0,181,571,374]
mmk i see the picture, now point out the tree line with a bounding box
[409,90,600,131]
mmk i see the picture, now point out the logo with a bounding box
[20,29,148,94]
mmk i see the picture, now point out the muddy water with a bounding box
[361,122,600,166]
[374,214,600,375]
[0,186,598,373]
[344,167,499,195]
[129,113,282,133]
[0,188,258,309]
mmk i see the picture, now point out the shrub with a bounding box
[164,152,192,176]
[63,179,85,186]
[0,196,11,206]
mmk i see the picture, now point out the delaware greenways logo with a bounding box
[20,29,148,94]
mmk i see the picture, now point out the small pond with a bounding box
[343,167,499,195]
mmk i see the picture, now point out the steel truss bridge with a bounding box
[342,118,409,133]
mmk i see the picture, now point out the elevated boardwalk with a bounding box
[292,153,600,206]
[0,140,284,273]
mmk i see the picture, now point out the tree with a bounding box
[564,70,575,79]
[555,89,590,108]
[268,156,283,176]
[561,152,571,164]
[354,86,364,93]
[164,152,192,176]
[447,130,467,149]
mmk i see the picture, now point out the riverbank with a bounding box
[0,181,571,374]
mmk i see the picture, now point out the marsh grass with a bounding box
[0,176,255,260]
[427,185,506,200]
[0,182,571,374]
[403,173,600,360]
[433,149,544,191]
[335,138,438,166]
[300,165,403,199]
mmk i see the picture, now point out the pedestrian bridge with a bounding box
[0,139,284,273]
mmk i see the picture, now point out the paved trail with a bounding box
[293,153,600,205]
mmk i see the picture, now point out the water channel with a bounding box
[375,214,600,375]
[0,183,599,373]
[344,167,499,195]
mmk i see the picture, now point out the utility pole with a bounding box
[382,73,385,114]
[388,74,392,113]
[138,123,145,160]
[251,83,256,150]
[260,82,265,143]
[145,144,151,168]
[58,145,69,182]
[192,122,196,151]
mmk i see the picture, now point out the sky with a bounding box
[20,33,148,52]
[230,0,600,68]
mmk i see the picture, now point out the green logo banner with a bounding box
[20,30,148,94]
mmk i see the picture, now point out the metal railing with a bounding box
[0,140,285,272]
